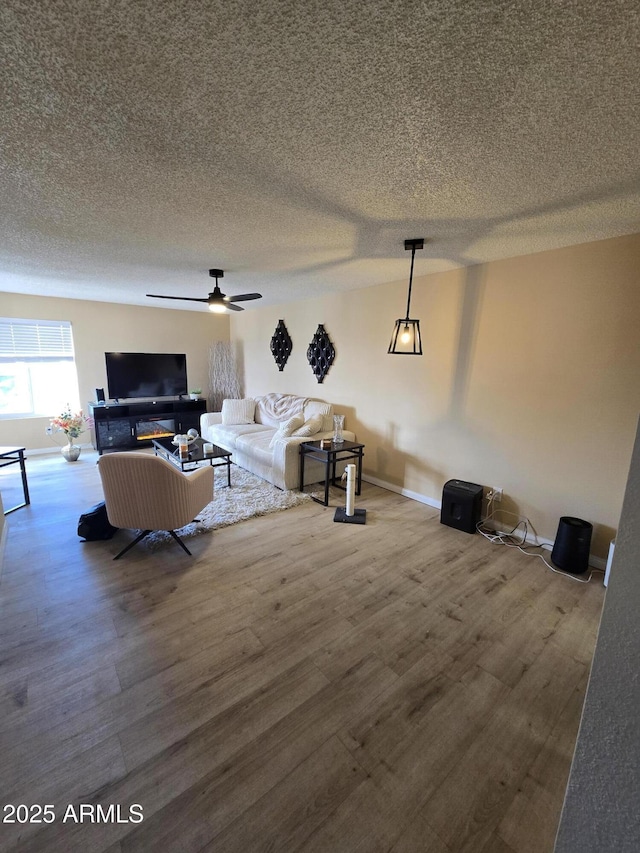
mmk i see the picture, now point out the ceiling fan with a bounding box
[147,269,262,313]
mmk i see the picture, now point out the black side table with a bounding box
[299,439,365,506]
[0,446,31,514]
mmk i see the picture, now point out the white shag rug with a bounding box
[145,465,313,549]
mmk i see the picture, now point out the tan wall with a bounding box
[232,233,640,558]
[0,293,229,450]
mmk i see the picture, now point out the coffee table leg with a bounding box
[227,457,231,487]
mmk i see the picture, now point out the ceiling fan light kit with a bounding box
[147,268,262,313]
[388,238,424,356]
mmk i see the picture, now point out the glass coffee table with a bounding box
[152,437,233,487]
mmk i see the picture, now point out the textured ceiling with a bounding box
[1,0,639,311]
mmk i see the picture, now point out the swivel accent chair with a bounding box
[97,452,214,559]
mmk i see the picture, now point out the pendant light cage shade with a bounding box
[388,318,422,355]
[388,238,425,355]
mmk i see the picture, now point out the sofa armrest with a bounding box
[271,430,357,490]
[313,429,356,443]
[201,412,222,431]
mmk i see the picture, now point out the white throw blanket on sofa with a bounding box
[256,393,307,426]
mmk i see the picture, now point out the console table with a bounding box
[89,399,207,454]
[299,439,365,506]
[0,446,30,514]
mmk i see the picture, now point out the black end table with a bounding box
[299,439,365,506]
[152,437,233,486]
[0,446,30,514]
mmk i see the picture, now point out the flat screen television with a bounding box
[105,352,188,400]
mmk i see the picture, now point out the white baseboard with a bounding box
[24,444,95,457]
[362,473,441,510]
[361,473,605,571]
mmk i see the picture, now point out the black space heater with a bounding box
[440,480,483,534]
[551,517,593,574]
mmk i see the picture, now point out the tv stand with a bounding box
[89,399,207,455]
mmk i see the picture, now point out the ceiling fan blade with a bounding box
[225,293,262,302]
[147,271,259,311]
[146,293,210,303]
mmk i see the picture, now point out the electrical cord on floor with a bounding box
[477,500,604,584]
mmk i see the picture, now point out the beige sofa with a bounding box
[200,393,355,490]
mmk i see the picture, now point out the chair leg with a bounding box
[113,530,151,560]
[169,530,192,556]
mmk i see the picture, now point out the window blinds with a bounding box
[0,319,74,359]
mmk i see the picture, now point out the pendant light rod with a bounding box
[388,238,425,356]
[403,238,424,318]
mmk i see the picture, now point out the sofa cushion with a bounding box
[222,398,255,425]
[207,423,270,450]
[304,400,333,432]
[292,414,324,437]
[236,431,275,466]
[268,414,305,448]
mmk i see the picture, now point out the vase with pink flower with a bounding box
[49,407,92,462]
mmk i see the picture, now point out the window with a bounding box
[0,318,80,418]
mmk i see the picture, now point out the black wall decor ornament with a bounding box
[270,319,292,371]
[307,324,335,383]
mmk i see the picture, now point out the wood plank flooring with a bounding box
[0,450,604,852]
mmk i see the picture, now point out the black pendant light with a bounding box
[388,238,424,355]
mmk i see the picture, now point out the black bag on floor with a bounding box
[78,501,118,541]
